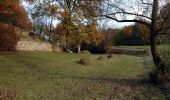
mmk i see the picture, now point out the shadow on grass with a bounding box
[52,72,150,86]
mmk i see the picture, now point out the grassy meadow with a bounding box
[0,52,166,99]
[116,45,150,50]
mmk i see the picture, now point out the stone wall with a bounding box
[16,41,61,52]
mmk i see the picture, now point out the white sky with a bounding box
[105,20,134,29]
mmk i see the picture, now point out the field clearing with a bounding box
[116,44,170,50]
[0,52,165,99]
[116,45,150,50]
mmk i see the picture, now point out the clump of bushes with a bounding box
[149,69,169,85]
[81,42,106,54]
[149,47,170,84]
[149,69,159,84]
[161,50,170,75]
[0,22,19,52]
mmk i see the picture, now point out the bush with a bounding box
[81,42,106,54]
[162,50,170,75]
[0,22,18,52]
[149,69,169,85]
[162,51,170,82]
[149,69,159,84]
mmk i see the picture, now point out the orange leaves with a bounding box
[0,22,18,52]
[0,0,31,52]
[0,0,31,30]
[0,1,19,15]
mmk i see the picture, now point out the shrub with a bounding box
[149,69,159,84]
[153,33,170,84]
[149,69,169,85]
[162,50,170,75]
[161,50,170,82]
[0,22,19,52]
[81,42,106,54]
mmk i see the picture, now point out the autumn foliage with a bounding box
[0,0,30,52]
[0,23,18,51]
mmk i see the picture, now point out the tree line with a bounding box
[103,22,149,46]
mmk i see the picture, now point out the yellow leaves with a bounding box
[54,0,104,48]
[50,5,58,16]
[84,23,104,45]
[61,35,67,47]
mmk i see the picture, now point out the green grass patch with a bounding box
[116,45,150,50]
[0,52,165,99]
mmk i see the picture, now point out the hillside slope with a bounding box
[16,30,61,52]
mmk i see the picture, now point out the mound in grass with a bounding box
[97,56,106,60]
[81,50,91,54]
[78,58,91,66]
[107,54,114,59]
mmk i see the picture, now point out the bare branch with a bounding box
[103,12,152,20]
[140,0,153,6]
[100,14,150,26]
[156,15,169,33]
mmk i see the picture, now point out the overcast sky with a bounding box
[103,20,134,29]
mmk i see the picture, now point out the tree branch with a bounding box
[99,15,150,26]
[104,12,152,20]
[140,0,153,6]
[156,15,169,33]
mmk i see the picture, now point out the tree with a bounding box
[103,28,114,47]
[158,2,170,37]
[157,2,170,75]
[0,0,30,51]
[84,0,169,74]
[0,0,30,29]
[25,0,104,53]
[29,0,58,42]
[75,19,104,53]
[54,0,104,53]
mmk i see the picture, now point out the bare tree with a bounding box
[90,0,170,74]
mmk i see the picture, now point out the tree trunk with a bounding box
[65,30,69,52]
[150,34,161,65]
[77,44,81,53]
[150,34,166,74]
[150,0,165,74]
